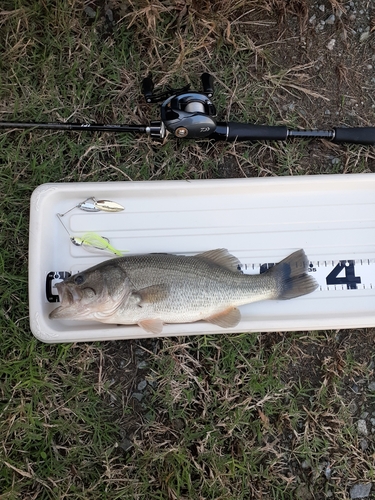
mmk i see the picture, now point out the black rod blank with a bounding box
[0,121,147,134]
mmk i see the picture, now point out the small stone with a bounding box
[106,9,114,22]
[327,39,336,51]
[295,484,313,500]
[84,6,96,18]
[369,382,375,391]
[360,438,368,451]
[147,377,157,388]
[309,15,316,24]
[301,459,311,469]
[137,380,147,391]
[137,360,148,369]
[361,412,369,419]
[350,483,372,499]
[318,461,327,473]
[319,4,325,12]
[325,464,332,479]
[349,400,358,414]
[144,412,154,421]
[119,438,133,452]
[173,418,185,431]
[325,15,335,25]
[132,392,144,402]
[357,419,368,436]
[360,31,370,43]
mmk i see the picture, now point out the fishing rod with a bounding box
[1,73,375,145]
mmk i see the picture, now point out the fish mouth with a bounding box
[49,282,84,319]
[56,282,83,304]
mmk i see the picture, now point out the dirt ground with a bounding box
[86,0,375,496]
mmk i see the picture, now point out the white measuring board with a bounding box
[28,174,375,343]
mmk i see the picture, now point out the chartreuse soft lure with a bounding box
[70,233,123,256]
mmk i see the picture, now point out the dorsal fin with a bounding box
[197,248,241,272]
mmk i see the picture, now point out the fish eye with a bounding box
[74,274,85,285]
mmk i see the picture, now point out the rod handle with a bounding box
[333,127,375,145]
[226,122,288,142]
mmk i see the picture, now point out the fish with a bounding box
[49,248,318,334]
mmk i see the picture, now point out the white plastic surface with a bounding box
[29,174,375,343]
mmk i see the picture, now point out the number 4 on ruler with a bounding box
[326,260,361,289]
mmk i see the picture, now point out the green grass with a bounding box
[1,0,375,498]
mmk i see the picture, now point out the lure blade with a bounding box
[60,197,125,214]
[94,200,125,212]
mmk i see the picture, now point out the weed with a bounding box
[1,0,375,498]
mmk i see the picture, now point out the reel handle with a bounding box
[142,76,154,103]
[201,73,214,97]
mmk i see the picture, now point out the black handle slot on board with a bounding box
[46,271,71,302]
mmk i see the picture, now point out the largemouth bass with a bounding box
[49,248,318,334]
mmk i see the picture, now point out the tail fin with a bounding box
[268,249,318,300]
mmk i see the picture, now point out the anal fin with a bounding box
[205,308,241,328]
[138,318,164,334]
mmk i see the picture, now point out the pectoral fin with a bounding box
[205,307,241,328]
[138,318,164,334]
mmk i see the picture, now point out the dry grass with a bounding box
[1,0,375,498]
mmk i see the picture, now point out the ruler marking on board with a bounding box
[239,258,375,292]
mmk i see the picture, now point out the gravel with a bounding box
[350,483,372,499]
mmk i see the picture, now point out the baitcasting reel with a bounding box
[142,73,217,140]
